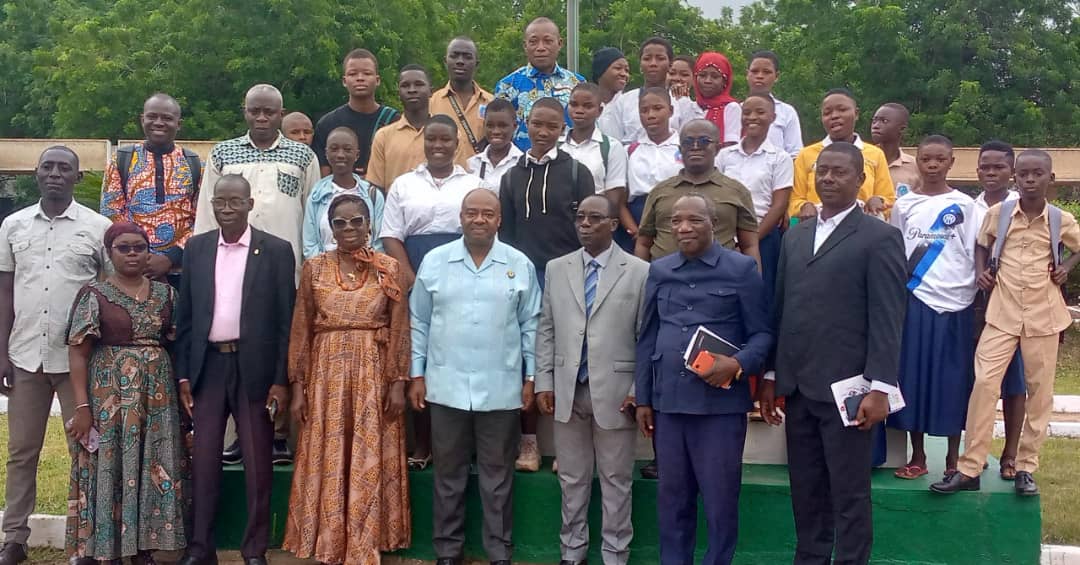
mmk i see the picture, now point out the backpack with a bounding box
[369,105,398,141]
[116,145,203,203]
[990,199,1064,272]
[559,132,612,172]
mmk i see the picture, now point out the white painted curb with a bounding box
[0,396,63,417]
[0,511,65,549]
[997,395,1080,414]
[994,420,1080,439]
[1044,544,1080,564]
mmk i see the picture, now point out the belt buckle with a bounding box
[214,342,238,354]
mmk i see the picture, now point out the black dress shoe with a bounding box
[272,437,294,465]
[490,561,512,565]
[243,558,267,565]
[222,439,243,465]
[70,558,95,565]
[435,558,463,565]
[1015,471,1039,496]
[640,458,658,479]
[176,554,217,565]
[560,560,588,565]
[0,543,27,565]
[929,471,980,494]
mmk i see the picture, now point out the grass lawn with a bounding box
[0,415,70,516]
[993,437,1080,545]
[1054,326,1080,395]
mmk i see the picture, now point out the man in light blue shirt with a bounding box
[408,188,541,565]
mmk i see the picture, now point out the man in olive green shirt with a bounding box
[635,119,760,264]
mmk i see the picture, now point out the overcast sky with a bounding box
[685,0,754,20]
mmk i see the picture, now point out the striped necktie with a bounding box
[578,260,599,383]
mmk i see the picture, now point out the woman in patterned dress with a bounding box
[283,194,411,565]
[65,222,187,564]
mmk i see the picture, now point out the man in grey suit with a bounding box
[536,194,649,565]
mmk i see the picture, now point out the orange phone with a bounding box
[690,351,715,375]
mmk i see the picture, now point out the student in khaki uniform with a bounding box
[932,150,1080,497]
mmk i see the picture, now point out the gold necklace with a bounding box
[112,277,148,301]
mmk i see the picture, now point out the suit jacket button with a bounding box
[681,326,688,332]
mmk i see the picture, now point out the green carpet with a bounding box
[214,439,1040,564]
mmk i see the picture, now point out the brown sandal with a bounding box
[1000,457,1018,481]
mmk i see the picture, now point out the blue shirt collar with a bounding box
[447,237,509,271]
[674,242,723,268]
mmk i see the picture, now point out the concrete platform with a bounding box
[212,437,1039,564]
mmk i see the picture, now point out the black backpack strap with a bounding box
[181,148,202,200]
[116,146,136,195]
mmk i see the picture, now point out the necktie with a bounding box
[578,260,599,383]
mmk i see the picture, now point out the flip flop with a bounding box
[1000,458,1018,481]
[408,454,432,471]
[894,463,929,480]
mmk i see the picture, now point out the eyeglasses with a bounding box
[210,197,249,210]
[112,243,148,255]
[574,212,612,224]
[330,216,367,229]
[680,136,715,149]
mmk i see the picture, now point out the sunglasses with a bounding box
[112,243,148,255]
[680,136,715,149]
[330,216,367,230]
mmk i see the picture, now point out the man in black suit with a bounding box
[761,142,906,565]
[175,174,295,565]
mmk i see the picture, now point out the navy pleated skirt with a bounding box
[889,293,975,436]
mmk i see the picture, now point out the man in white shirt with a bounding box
[194,84,320,280]
[0,147,111,565]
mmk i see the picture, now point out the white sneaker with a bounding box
[515,435,541,472]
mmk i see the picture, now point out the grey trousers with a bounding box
[553,382,635,565]
[3,367,76,544]
[430,403,520,561]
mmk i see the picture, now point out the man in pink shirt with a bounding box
[174,174,296,565]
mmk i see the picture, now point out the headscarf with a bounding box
[103,221,149,251]
[591,47,625,83]
[693,52,739,141]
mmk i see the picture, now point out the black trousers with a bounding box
[429,403,521,561]
[785,391,873,565]
[189,350,274,559]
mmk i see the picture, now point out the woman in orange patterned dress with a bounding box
[283,193,411,565]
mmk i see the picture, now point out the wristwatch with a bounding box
[525,375,536,383]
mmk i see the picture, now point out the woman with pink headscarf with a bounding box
[693,52,742,146]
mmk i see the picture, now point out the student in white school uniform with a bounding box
[888,135,980,481]
[560,83,629,199]
[716,94,793,296]
[466,98,523,191]
[598,37,694,145]
[615,87,683,252]
[745,50,803,158]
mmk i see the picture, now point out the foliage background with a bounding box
[2,0,1079,147]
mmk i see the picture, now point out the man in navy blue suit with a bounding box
[634,193,773,565]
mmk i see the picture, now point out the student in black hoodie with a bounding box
[498,96,595,474]
[500,97,596,285]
